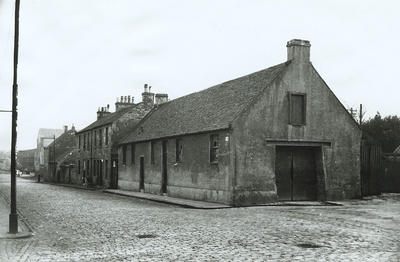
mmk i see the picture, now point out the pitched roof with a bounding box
[122,62,289,144]
[46,130,76,162]
[77,104,140,134]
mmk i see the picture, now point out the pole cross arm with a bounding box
[0,110,12,113]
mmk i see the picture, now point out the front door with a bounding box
[161,141,168,194]
[139,156,145,191]
[275,146,317,201]
[110,154,118,189]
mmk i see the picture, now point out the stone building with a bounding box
[75,86,164,188]
[34,128,64,176]
[117,39,362,206]
[44,126,76,183]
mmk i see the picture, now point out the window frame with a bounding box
[175,138,183,163]
[209,134,219,164]
[105,127,109,145]
[289,92,307,126]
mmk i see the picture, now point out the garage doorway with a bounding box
[275,146,318,201]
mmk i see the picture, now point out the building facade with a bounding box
[117,39,362,206]
[75,86,165,188]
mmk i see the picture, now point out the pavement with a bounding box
[104,189,231,209]
[0,173,400,261]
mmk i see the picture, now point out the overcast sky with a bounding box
[0,0,399,151]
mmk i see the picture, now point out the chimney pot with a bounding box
[64,125,68,133]
[144,84,148,93]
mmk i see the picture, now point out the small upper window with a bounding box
[176,138,183,162]
[210,134,219,163]
[289,93,306,125]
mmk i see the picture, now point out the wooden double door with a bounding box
[275,146,317,201]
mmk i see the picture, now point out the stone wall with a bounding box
[118,131,232,204]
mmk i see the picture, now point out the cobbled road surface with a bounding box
[0,173,399,261]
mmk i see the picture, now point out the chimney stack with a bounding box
[97,105,112,119]
[142,83,155,109]
[287,39,311,63]
[115,94,135,112]
[155,93,168,105]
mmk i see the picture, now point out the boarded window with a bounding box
[176,138,183,162]
[131,143,135,165]
[150,141,155,164]
[122,145,127,165]
[210,134,219,163]
[290,93,306,125]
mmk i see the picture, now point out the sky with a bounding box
[0,0,399,151]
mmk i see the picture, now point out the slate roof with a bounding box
[76,104,140,134]
[121,61,289,144]
[46,130,76,162]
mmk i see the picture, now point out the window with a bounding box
[78,160,81,174]
[94,130,97,148]
[131,143,135,165]
[99,129,102,147]
[150,141,155,164]
[105,127,109,145]
[78,135,81,149]
[122,145,127,165]
[176,138,183,162]
[83,134,86,150]
[289,93,306,125]
[210,134,219,163]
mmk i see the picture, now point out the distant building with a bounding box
[44,126,76,183]
[75,85,166,188]
[118,39,362,206]
[17,148,36,173]
[35,128,64,176]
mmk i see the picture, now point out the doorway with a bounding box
[161,141,168,194]
[275,146,317,201]
[139,156,145,191]
[110,154,118,189]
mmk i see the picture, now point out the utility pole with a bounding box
[9,0,21,234]
[53,134,56,181]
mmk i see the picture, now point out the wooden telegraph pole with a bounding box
[9,0,21,234]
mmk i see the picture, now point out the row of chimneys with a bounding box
[97,84,169,120]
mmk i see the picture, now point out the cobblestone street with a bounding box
[0,174,399,261]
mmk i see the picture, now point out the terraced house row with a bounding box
[45,39,362,206]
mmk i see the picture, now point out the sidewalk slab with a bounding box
[104,189,231,209]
